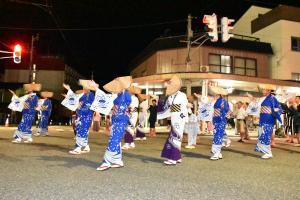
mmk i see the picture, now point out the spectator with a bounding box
[148,99,158,137]
[293,95,300,146]
[235,101,248,142]
[92,112,101,132]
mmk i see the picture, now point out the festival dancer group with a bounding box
[7,74,287,171]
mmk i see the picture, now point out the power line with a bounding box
[0,19,186,31]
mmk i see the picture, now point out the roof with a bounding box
[0,82,24,89]
[130,34,273,70]
[252,5,300,33]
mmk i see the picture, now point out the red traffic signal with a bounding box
[203,13,218,42]
[13,44,22,64]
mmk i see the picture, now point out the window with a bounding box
[208,54,232,74]
[234,57,257,77]
[292,73,300,81]
[291,37,300,51]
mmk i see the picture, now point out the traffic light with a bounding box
[221,17,234,43]
[203,13,218,42]
[13,44,21,64]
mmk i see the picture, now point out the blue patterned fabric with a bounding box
[75,92,95,148]
[14,94,38,139]
[256,94,282,155]
[37,99,52,135]
[211,96,229,155]
[259,94,282,126]
[102,91,131,164]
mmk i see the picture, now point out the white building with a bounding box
[233,5,300,81]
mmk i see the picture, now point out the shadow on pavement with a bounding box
[36,155,98,169]
[45,135,73,139]
[181,151,211,159]
[0,153,22,162]
[31,142,71,153]
[272,146,300,154]
[123,152,162,164]
[223,148,261,158]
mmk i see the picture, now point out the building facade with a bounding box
[0,55,86,124]
[130,35,300,100]
[233,5,300,81]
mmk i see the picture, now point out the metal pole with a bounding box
[29,35,34,83]
[0,56,13,59]
[0,50,13,54]
[145,82,149,129]
[32,64,36,83]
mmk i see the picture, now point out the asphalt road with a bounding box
[0,126,299,200]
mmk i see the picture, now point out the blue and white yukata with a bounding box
[211,96,229,156]
[74,92,95,149]
[123,94,139,148]
[101,91,131,165]
[255,94,282,156]
[12,93,38,141]
[136,100,148,139]
[158,91,188,161]
[36,98,52,136]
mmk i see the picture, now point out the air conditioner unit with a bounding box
[200,65,209,72]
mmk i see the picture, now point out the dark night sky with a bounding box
[1,0,300,84]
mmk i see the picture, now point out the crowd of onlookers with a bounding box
[182,94,300,148]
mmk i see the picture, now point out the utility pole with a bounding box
[29,34,39,83]
[186,14,193,64]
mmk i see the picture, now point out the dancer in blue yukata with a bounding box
[35,91,53,136]
[97,76,132,171]
[209,86,230,160]
[9,83,41,143]
[122,85,141,150]
[253,84,282,159]
[62,80,97,155]
[158,76,188,165]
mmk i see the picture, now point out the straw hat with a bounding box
[103,79,123,93]
[258,84,276,91]
[166,76,182,96]
[104,76,133,93]
[127,85,142,94]
[116,76,132,90]
[79,79,99,90]
[23,83,42,92]
[209,86,228,96]
[41,91,53,98]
